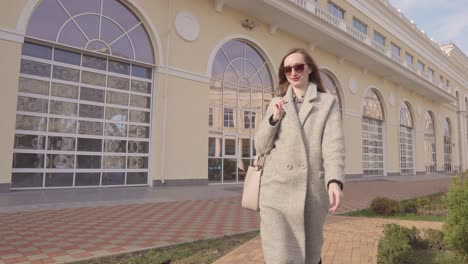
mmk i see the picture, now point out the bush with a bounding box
[443,174,468,256]
[377,224,418,264]
[423,228,444,250]
[400,199,418,214]
[371,197,400,216]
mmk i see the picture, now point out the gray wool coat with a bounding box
[254,83,345,264]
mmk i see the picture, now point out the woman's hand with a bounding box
[272,100,285,122]
[328,183,343,213]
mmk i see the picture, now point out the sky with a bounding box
[388,0,468,56]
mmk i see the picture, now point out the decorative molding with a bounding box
[269,24,279,34]
[214,0,226,13]
[158,66,211,84]
[308,43,316,52]
[0,27,24,43]
[175,11,200,42]
[337,56,345,64]
[348,76,358,94]
[389,91,395,107]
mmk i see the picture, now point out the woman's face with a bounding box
[283,52,312,90]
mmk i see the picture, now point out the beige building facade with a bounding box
[0,0,466,192]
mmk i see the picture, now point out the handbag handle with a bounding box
[254,108,285,170]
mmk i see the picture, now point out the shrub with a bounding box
[377,224,417,264]
[443,174,468,256]
[423,228,444,250]
[371,197,400,216]
[400,199,418,214]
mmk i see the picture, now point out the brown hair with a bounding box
[276,48,326,96]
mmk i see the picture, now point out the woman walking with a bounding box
[255,48,345,264]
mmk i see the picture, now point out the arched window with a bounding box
[12,0,155,189]
[399,102,414,175]
[444,118,452,172]
[319,70,342,112]
[424,111,436,173]
[362,89,385,176]
[208,40,274,183]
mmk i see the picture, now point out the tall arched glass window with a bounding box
[208,40,274,183]
[444,118,452,172]
[319,70,342,112]
[362,89,385,176]
[399,102,414,174]
[424,111,436,173]
[12,0,155,189]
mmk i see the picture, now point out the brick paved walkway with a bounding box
[0,176,452,263]
[214,216,443,264]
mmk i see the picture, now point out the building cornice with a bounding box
[0,27,24,43]
[350,0,467,88]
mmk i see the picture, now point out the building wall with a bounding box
[0,0,466,191]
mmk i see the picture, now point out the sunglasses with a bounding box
[284,63,306,75]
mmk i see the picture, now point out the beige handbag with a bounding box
[242,112,283,211]
[241,155,266,211]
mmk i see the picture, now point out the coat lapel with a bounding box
[282,86,299,126]
[298,83,317,126]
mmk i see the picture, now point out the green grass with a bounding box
[343,208,445,221]
[406,250,467,264]
[342,193,447,222]
[73,231,259,264]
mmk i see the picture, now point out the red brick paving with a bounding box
[0,177,452,263]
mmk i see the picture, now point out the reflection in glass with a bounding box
[79,104,104,119]
[104,139,127,152]
[105,123,127,137]
[51,83,79,99]
[127,172,147,184]
[208,158,222,181]
[13,153,44,168]
[102,172,125,185]
[129,110,150,123]
[45,173,73,187]
[50,101,78,116]
[52,65,80,82]
[77,155,101,169]
[16,115,47,131]
[17,96,48,113]
[130,95,150,108]
[82,71,106,86]
[49,118,77,133]
[109,60,130,75]
[80,87,105,102]
[78,121,103,135]
[47,154,74,169]
[77,138,102,152]
[75,173,100,186]
[107,91,129,106]
[131,80,151,93]
[108,76,130,90]
[128,156,148,169]
[106,107,128,121]
[128,141,148,153]
[11,173,43,188]
[22,42,52,59]
[20,60,51,77]
[103,156,126,169]
[14,135,45,150]
[48,137,75,151]
[19,78,49,95]
[129,125,149,138]
[83,55,107,70]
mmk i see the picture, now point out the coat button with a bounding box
[301,163,307,169]
[286,164,293,170]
